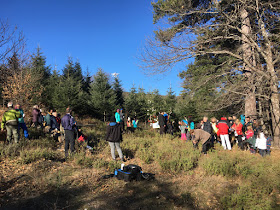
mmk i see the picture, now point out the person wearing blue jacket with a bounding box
[115,109,121,123]
[61,107,76,158]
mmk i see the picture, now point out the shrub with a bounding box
[20,148,58,164]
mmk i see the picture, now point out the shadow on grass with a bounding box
[2,179,198,210]
[90,179,198,210]
[2,186,87,210]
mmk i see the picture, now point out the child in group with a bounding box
[132,118,138,129]
[126,117,132,133]
[179,121,187,141]
[266,136,272,156]
[245,126,256,154]
[255,130,267,157]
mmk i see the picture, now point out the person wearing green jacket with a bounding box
[1,102,22,143]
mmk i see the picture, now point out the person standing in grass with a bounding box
[106,116,124,161]
[115,109,121,123]
[132,118,138,129]
[1,102,21,143]
[179,121,187,141]
[255,130,267,157]
[15,104,29,139]
[231,119,243,149]
[61,107,76,158]
[158,111,166,135]
[245,125,256,154]
[216,117,231,150]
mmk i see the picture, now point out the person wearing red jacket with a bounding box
[217,117,231,150]
[231,119,243,149]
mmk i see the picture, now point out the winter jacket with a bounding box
[192,129,211,145]
[45,113,52,126]
[216,118,229,135]
[189,122,195,130]
[179,125,187,134]
[246,136,257,149]
[211,122,218,134]
[17,109,25,124]
[246,130,254,139]
[231,123,243,136]
[32,108,40,123]
[132,120,138,128]
[51,115,59,130]
[105,122,122,142]
[203,120,212,134]
[115,112,121,123]
[1,108,21,129]
[255,132,267,150]
[158,114,166,126]
[61,114,75,131]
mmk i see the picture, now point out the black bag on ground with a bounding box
[115,164,143,182]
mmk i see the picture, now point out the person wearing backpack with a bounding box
[1,102,21,143]
[61,107,76,158]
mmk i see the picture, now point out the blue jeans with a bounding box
[18,123,29,139]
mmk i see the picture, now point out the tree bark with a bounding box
[259,18,280,147]
[241,7,257,118]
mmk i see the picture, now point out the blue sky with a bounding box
[1,0,191,95]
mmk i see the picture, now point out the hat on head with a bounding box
[7,102,13,107]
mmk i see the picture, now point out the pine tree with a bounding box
[113,76,124,109]
[89,68,115,120]
[151,89,163,114]
[137,87,148,121]
[125,85,139,118]
[30,47,51,105]
[164,86,176,113]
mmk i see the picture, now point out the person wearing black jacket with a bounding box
[158,111,166,135]
[203,117,212,134]
[106,116,124,161]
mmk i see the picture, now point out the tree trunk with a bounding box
[241,8,257,118]
[259,19,280,147]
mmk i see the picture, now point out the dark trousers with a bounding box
[160,126,166,135]
[259,149,266,157]
[237,135,244,150]
[202,139,212,154]
[120,121,124,131]
[65,130,75,157]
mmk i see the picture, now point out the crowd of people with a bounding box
[178,115,272,156]
[1,103,273,163]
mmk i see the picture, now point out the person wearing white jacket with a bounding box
[255,131,267,157]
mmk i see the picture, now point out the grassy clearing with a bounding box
[0,123,280,209]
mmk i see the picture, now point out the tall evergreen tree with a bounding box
[125,85,140,118]
[51,59,83,113]
[113,76,124,109]
[137,87,149,121]
[151,89,164,114]
[89,68,115,120]
[30,47,51,105]
[164,86,176,113]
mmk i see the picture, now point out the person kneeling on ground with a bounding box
[106,116,124,161]
[190,129,212,154]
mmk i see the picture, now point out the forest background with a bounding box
[1,0,280,147]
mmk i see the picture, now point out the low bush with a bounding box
[20,147,58,164]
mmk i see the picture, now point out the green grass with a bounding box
[1,123,280,209]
